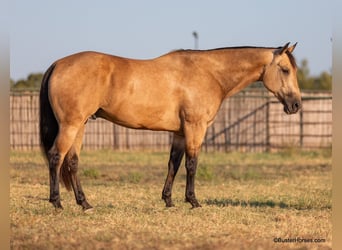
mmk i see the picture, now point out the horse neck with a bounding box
[203,48,274,98]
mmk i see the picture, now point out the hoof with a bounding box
[83,207,94,214]
[80,200,93,211]
[191,203,202,209]
[186,197,201,208]
[50,199,63,210]
[166,203,175,208]
[163,197,175,207]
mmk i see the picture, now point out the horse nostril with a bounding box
[293,102,301,111]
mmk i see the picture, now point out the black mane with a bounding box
[173,46,297,68]
[205,46,281,51]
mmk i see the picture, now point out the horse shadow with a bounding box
[204,198,296,209]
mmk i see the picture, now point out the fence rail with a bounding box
[10,90,332,152]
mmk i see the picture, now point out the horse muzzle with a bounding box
[282,97,302,114]
[274,90,302,115]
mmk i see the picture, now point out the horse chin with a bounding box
[283,105,292,115]
[277,97,293,115]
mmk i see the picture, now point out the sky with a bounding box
[10,0,332,81]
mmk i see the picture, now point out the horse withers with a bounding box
[39,42,301,211]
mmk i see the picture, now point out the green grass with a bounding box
[10,149,332,249]
[82,168,100,179]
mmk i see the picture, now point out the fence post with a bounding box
[266,100,270,152]
[224,101,230,152]
[113,124,119,150]
[299,109,304,147]
[126,128,130,150]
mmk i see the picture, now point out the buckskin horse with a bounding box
[39,42,301,211]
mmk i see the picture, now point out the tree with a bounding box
[317,71,332,90]
[297,59,331,91]
[11,73,43,91]
[297,59,313,90]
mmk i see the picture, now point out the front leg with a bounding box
[183,120,207,208]
[185,154,201,208]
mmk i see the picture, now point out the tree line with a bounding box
[10,59,331,91]
[296,59,331,90]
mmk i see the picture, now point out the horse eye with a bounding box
[281,67,290,74]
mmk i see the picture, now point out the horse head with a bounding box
[263,42,302,114]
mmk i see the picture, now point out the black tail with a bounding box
[39,63,58,158]
[39,63,75,191]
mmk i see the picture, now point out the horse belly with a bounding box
[97,104,181,132]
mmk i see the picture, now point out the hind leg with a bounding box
[162,133,185,207]
[65,125,93,211]
[48,149,63,209]
[48,124,81,209]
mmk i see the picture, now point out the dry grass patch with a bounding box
[10,150,331,249]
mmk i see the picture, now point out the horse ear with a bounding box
[287,42,297,53]
[278,42,290,55]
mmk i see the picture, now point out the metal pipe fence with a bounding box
[10,90,332,152]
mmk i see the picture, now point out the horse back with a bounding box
[48,51,223,131]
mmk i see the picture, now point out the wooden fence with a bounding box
[10,90,332,152]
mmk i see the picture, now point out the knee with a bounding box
[185,144,200,159]
[66,153,78,173]
[70,154,78,172]
[185,156,198,175]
